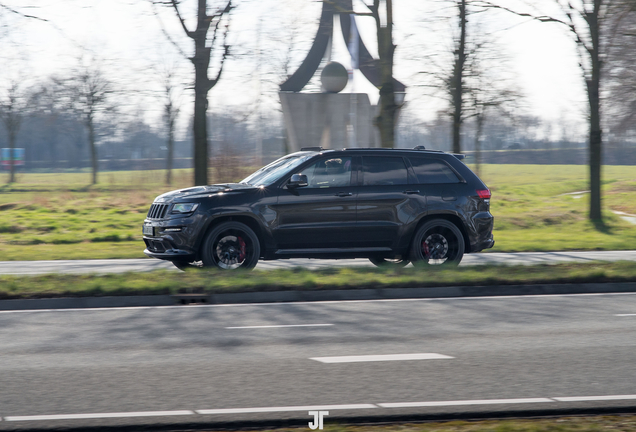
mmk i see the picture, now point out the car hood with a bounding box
[153,183,256,203]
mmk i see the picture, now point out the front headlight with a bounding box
[171,203,199,214]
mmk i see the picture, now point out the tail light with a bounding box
[476,189,491,199]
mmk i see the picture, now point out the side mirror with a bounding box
[288,174,308,188]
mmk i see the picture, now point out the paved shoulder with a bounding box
[1,251,636,275]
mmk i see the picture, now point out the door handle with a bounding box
[403,190,420,195]
[335,192,353,197]
[442,196,457,201]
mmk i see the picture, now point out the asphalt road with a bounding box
[1,292,636,430]
[2,250,636,275]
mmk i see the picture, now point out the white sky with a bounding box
[0,0,588,140]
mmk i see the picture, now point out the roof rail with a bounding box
[300,146,324,152]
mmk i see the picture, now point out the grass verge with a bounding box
[1,261,635,300]
[267,416,636,432]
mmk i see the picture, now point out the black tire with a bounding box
[368,257,410,268]
[410,219,465,266]
[201,221,260,270]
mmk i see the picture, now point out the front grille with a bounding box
[147,203,170,219]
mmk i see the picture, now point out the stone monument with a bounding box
[279,0,405,152]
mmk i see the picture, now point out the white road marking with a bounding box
[2,292,636,314]
[379,398,554,408]
[226,324,334,329]
[615,314,636,316]
[4,410,195,421]
[5,394,636,421]
[310,353,454,363]
[553,395,636,402]
[196,404,377,415]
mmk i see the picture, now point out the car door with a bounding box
[272,156,358,250]
[356,155,422,249]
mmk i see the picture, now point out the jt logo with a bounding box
[308,410,329,430]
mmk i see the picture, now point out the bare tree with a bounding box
[0,81,26,183]
[417,1,521,156]
[160,63,182,185]
[153,0,232,186]
[56,58,115,184]
[605,3,636,137]
[477,0,636,222]
[469,51,521,175]
[450,0,468,154]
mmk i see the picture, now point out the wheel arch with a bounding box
[196,214,266,259]
[410,213,471,254]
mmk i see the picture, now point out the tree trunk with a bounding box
[376,0,397,148]
[8,131,16,184]
[193,71,209,186]
[474,111,484,177]
[166,118,174,185]
[587,0,602,222]
[451,0,467,154]
[192,0,214,186]
[88,119,98,185]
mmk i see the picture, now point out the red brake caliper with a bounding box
[238,237,246,261]
[422,240,430,258]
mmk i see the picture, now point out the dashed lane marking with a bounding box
[378,398,554,408]
[4,410,195,421]
[310,353,454,363]
[553,395,636,402]
[196,404,377,415]
[226,324,334,329]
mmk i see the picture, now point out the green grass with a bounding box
[265,416,636,432]
[0,165,635,260]
[1,261,635,299]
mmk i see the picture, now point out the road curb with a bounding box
[1,282,635,311]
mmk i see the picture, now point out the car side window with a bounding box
[299,157,353,188]
[362,156,408,186]
[409,157,460,184]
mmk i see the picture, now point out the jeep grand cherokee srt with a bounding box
[142,147,494,270]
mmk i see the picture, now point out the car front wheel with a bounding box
[410,219,465,266]
[201,221,260,270]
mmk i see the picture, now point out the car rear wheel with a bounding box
[410,219,465,266]
[201,221,260,270]
[368,257,410,267]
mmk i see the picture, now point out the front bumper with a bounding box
[143,246,196,261]
[142,214,202,262]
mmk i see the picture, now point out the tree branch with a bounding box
[170,0,194,38]
[208,18,231,91]
[0,3,47,21]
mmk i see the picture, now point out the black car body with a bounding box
[143,147,494,269]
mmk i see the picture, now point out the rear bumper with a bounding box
[471,238,495,253]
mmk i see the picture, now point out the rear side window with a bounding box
[362,156,408,186]
[409,157,460,184]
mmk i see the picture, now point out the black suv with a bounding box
[142,147,494,270]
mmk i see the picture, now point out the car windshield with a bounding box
[240,153,316,186]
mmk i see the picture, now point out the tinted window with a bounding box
[362,156,408,186]
[410,157,460,184]
[300,157,352,188]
